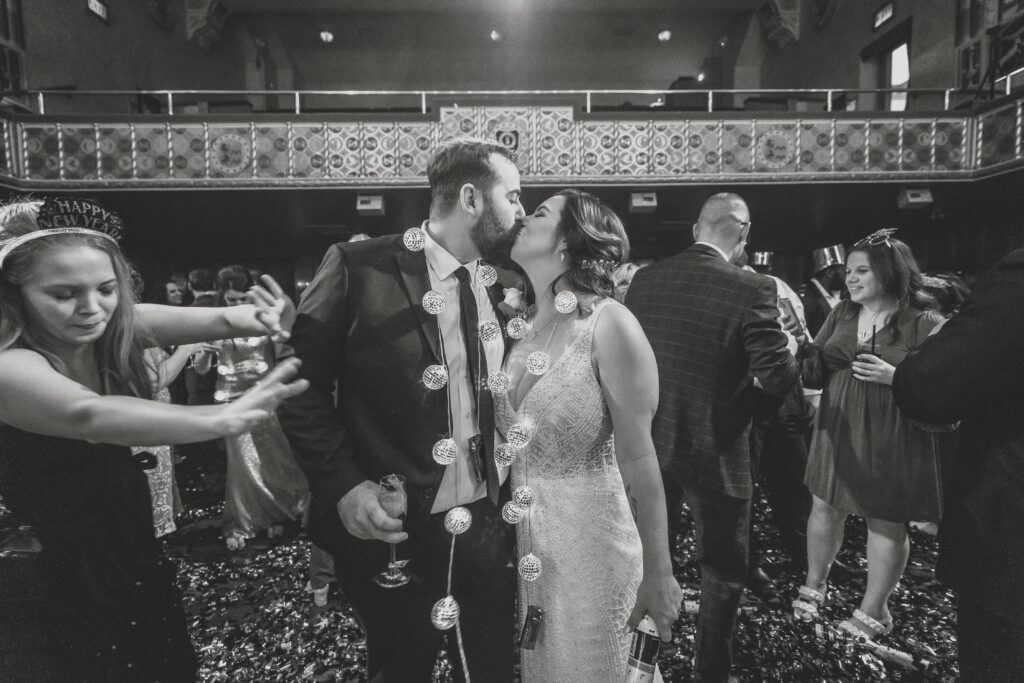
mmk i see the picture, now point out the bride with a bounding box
[493,189,682,681]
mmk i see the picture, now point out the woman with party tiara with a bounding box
[791,229,946,643]
[0,197,307,680]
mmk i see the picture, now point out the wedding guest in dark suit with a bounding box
[893,246,1024,683]
[626,192,798,683]
[278,137,525,682]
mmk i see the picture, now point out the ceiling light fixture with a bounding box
[658,30,672,42]
[490,29,502,41]
[319,29,334,44]
[697,72,706,82]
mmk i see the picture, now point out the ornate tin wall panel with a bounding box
[2,100,1019,186]
[933,121,966,171]
[753,123,799,174]
[254,124,290,178]
[134,126,171,180]
[97,126,133,179]
[978,104,1018,168]
[290,124,329,179]
[578,121,616,176]
[721,122,754,174]
[868,122,902,172]
[533,108,574,176]
[798,121,833,173]
[649,122,689,175]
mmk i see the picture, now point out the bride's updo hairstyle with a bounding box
[554,189,630,299]
[0,196,151,398]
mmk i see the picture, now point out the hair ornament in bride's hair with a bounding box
[853,227,898,249]
[580,258,618,272]
[0,197,124,269]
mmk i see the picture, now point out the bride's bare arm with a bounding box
[0,349,307,447]
[594,303,682,641]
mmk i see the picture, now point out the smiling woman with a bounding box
[0,196,308,681]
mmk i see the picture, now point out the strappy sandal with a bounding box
[838,609,894,641]
[792,585,827,622]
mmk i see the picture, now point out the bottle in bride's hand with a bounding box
[374,473,410,588]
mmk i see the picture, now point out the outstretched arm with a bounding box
[0,349,307,447]
[136,275,295,347]
[595,303,682,641]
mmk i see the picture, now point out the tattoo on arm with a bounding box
[625,483,638,521]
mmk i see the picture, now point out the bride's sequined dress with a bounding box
[494,301,643,683]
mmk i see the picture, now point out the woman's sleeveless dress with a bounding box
[0,426,196,681]
[494,301,644,683]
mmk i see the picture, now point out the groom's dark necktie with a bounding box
[453,266,500,505]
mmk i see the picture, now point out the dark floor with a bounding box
[166,474,959,682]
[0,456,959,682]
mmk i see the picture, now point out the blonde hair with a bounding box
[0,199,153,398]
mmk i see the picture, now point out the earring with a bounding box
[559,251,566,263]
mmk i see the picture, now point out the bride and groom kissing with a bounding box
[277,136,683,682]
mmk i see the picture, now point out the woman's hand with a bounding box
[852,353,896,385]
[248,275,296,343]
[215,358,308,435]
[628,570,684,642]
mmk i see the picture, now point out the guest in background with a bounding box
[611,261,644,303]
[799,244,847,338]
[204,264,309,550]
[893,246,1024,683]
[791,229,944,641]
[627,193,798,682]
[145,276,184,307]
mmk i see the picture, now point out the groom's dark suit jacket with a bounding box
[893,247,1024,626]
[626,243,798,499]
[278,234,506,555]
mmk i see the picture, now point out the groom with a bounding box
[279,137,525,682]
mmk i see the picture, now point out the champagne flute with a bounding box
[373,473,410,588]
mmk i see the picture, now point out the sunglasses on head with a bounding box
[853,228,898,248]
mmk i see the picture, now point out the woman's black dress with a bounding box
[0,425,197,681]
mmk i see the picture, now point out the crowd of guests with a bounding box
[0,136,1020,683]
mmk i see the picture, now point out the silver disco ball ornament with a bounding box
[444,506,473,535]
[422,364,449,390]
[506,422,532,448]
[526,351,550,376]
[506,317,528,340]
[432,438,458,465]
[478,264,498,287]
[479,320,502,343]
[554,290,578,314]
[487,371,511,394]
[430,595,461,630]
[512,485,535,507]
[502,501,526,524]
[493,443,518,467]
[518,553,542,581]
[422,290,447,315]
[403,228,425,252]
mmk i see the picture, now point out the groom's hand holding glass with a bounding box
[336,480,409,543]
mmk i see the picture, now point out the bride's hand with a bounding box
[627,570,684,642]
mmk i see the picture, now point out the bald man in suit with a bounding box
[626,193,798,682]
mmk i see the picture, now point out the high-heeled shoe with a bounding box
[838,609,893,641]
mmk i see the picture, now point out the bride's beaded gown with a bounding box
[494,300,644,682]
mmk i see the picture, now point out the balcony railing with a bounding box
[4,86,973,116]
[0,87,1020,188]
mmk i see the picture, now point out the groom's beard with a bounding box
[471,201,517,267]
